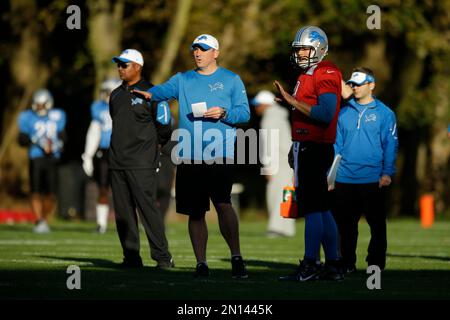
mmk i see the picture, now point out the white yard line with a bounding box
[0,259,92,265]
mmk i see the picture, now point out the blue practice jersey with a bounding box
[18,108,67,159]
[149,67,250,161]
[91,100,112,149]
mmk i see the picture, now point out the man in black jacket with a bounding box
[109,49,173,269]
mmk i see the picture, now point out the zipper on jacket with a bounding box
[357,107,369,129]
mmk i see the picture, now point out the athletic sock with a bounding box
[96,204,109,229]
[304,212,323,261]
[321,210,339,261]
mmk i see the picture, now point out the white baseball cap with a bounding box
[252,90,275,106]
[191,34,219,51]
[112,49,144,66]
[346,72,375,85]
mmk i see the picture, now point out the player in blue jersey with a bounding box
[133,34,250,279]
[18,89,67,233]
[82,79,121,234]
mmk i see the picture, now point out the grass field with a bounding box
[0,218,449,300]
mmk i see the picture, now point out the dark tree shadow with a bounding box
[387,253,450,262]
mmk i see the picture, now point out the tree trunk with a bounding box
[0,0,50,198]
[151,0,193,84]
[219,0,261,68]
[87,0,124,96]
[427,75,450,215]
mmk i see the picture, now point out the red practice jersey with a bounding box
[291,60,342,143]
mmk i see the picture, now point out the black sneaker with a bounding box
[194,262,210,278]
[231,256,248,279]
[278,259,323,282]
[157,258,175,270]
[117,257,144,269]
[345,265,357,274]
[319,260,345,281]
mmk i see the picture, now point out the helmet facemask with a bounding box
[291,46,320,70]
[291,26,329,70]
[32,89,53,116]
[32,103,50,116]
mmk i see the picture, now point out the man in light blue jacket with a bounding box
[333,67,398,273]
[133,34,250,279]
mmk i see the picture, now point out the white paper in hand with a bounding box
[327,154,342,191]
[191,102,207,118]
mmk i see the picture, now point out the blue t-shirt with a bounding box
[148,67,250,161]
[18,108,67,159]
[91,100,112,149]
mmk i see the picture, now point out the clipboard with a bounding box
[327,154,342,191]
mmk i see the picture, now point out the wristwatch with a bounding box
[220,109,227,120]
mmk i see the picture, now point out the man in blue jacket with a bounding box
[334,67,398,273]
[133,34,250,279]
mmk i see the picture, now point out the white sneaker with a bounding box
[33,220,51,234]
[96,225,107,234]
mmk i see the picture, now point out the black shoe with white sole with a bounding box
[278,259,323,282]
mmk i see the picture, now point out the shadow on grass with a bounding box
[387,253,450,262]
[1,264,449,300]
[220,258,297,270]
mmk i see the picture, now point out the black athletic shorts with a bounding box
[94,148,110,188]
[29,157,58,194]
[293,141,334,216]
[175,160,234,217]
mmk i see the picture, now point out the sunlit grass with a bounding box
[0,219,449,299]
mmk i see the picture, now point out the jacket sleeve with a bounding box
[150,100,172,148]
[221,75,250,125]
[381,110,398,177]
[148,73,180,102]
[310,92,338,124]
[259,112,284,173]
[82,121,101,159]
[334,112,344,155]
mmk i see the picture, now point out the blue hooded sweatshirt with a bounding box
[334,98,398,184]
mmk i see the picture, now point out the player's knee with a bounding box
[214,202,235,217]
[189,212,206,221]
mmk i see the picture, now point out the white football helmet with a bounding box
[32,89,54,116]
[100,78,121,102]
[291,26,328,70]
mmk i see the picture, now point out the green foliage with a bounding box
[0,0,449,216]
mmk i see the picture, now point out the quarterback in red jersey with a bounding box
[275,26,344,282]
[290,60,342,143]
